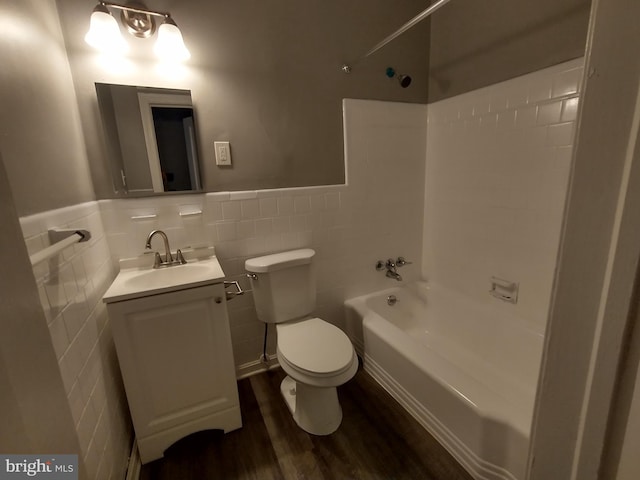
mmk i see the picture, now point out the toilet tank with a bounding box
[245,249,316,324]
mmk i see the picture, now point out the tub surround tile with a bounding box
[537,101,563,125]
[552,66,583,97]
[561,97,580,122]
[425,58,584,331]
[527,79,552,104]
[516,105,538,129]
[547,122,576,147]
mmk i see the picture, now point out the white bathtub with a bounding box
[344,281,544,480]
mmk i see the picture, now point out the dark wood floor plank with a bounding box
[140,377,284,480]
[251,370,327,480]
[343,369,474,480]
[139,365,474,480]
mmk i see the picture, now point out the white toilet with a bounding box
[245,248,358,435]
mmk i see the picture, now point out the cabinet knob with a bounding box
[215,297,222,304]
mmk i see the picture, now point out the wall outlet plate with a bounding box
[214,141,232,166]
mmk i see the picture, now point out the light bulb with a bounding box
[154,17,190,62]
[84,4,127,54]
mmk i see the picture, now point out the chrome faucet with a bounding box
[384,259,403,281]
[145,230,186,268]
[375,256,412,281]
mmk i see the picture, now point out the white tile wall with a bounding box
[20,202,132,480]
[100,99,428,375]
[424,58,584,331]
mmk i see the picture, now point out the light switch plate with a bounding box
[214,141,232,166]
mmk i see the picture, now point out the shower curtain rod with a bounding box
[341,0,453,73]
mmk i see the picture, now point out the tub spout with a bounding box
[375,258,404,281]
[386,270,403,281]
[384,259,403,281]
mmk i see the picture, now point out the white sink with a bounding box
[103,252,225,303]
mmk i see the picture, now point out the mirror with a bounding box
[95,83,201,195]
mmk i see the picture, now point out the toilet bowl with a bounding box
[277,318,358,435]
[245,249,357,435]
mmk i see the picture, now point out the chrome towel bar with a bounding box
[29,229,91,266]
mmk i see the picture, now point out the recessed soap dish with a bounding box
[490,276,519,304]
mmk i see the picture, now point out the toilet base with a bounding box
[280,376,343,435]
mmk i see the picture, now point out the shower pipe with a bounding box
[341,0,453,73]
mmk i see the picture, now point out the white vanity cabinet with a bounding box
[105,280,242,464]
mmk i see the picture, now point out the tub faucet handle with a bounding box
[396,256,412,267]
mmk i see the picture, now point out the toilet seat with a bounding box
[276,318,358,387]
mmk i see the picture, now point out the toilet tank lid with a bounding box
[245,248,315,273]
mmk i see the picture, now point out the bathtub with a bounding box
[344,281,544,480]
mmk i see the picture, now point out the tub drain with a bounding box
[387,295,397,306]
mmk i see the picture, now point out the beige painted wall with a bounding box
[0,154,87,477]
[55,0,431,198]
[0,0,94,216]
[429,0,591,102]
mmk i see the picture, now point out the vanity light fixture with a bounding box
[85,1,190,61]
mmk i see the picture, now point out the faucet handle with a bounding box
[176,249,187,264]
[153,252,163,268]
[375,260,386,271]
[396,256,412,267]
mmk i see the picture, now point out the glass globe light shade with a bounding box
[154,17,190,62]
[84,4,128,54]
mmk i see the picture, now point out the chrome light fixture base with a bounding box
[121,7,156,38]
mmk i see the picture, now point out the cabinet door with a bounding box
[108,284,239,438]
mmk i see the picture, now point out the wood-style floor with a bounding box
[140,366,474,480]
